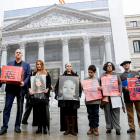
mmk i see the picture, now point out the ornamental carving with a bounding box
[1,44,8,51]
[37,40,46,48]
[104,35,112,42]
[61,37,70,46]
[82,36,91,44]
[18,42,26,49]
[19,16,93,29]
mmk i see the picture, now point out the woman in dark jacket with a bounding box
[29,60,51,134]
[99,62,124,135]
[55,62,82,136]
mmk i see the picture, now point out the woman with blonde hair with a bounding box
[55,62,82,136]
[29,60,51,134]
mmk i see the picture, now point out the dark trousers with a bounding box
[86,104,99,128]
[1,92,24,129]
[22,98,33,123]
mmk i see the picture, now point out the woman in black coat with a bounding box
[55,62,82,136]
[29,60,51,134]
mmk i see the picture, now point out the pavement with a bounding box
[0,103,140,140]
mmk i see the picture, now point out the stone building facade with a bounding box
[125,15,140,72]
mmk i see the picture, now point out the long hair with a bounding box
[32,75,46,93]
[34,60,48,76]
[64,62,75,73]
[103,62,115,71]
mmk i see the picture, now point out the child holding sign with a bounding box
[82,65,102,136]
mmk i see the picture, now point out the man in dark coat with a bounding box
[120,61,140,133]
[0,49,31,135]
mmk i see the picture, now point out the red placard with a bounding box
[101,75,119,96]
[127,78,140,101]
[0,65,24,84]
[81,78,102,101]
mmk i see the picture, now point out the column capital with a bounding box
[82,36,91,45]
[1,44,8,51]
[103,35,112,42]
[18,42,26,49]
[61,37,70,46]
[98,38,104,46]
[37,40,45,48]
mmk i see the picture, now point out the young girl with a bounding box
[55,62,82,136]
[58,76,79,100]
[32,75,46,93]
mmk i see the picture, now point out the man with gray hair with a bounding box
[0,49,31,135]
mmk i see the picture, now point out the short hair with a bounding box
[15,49,22,54]
[88,65,96,72]
[103,62,115,71]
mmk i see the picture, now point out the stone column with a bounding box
[61,37,70,72]
[1,44,8,68]
[82,36,91,78]
[19,42,26,61]
[37,40,45,62]
[104,35,112,62]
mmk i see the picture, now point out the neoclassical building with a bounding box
[1,0,130,88]
[125,15,140,72]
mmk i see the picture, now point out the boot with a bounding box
[71,116,77,136]
[87,127,93,135]
[43,126,47,134]
[63,116,70,135]
[94,128,99,136]
[36,126,42,134]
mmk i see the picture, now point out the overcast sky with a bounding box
[0,0,140,27]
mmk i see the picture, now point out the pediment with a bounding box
[3,4,109,32]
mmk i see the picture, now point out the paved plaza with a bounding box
[0,103,140,140]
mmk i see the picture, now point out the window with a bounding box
[130,21,137,27]
[133,40,140,53]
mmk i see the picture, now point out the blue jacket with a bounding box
[5,61,31,94]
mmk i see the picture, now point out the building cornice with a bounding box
[2,22,110,37]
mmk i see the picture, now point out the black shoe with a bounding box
[36,127,42,134]
[22,121,28,125]
[0,129,7,135]
[43,129,47,134]
[106,130,111,133]
[14,126,21,133]
[127,128,135,133]
[116,129,120,135]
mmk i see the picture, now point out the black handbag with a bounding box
[29,93,48,105]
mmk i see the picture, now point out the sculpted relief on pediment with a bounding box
[19,14,93,29]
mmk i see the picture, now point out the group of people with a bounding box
[0,48,140,137]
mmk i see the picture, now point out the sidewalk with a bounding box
[0,104,140,140]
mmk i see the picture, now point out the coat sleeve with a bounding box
[79,81,82,98]
[54,79,59,100]
[117,75,122,93]
[46,73,51,90]
[23,63,31,86]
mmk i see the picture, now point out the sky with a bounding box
[0,0,140,27]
